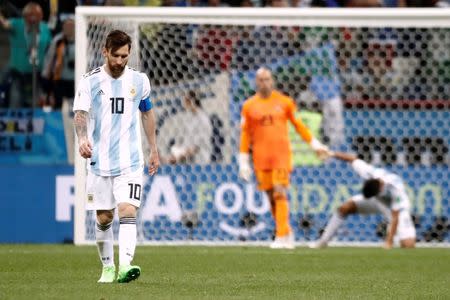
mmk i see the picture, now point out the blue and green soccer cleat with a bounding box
[117,265,141,283]
[97,265,116,283]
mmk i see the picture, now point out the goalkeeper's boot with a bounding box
[270,232,295,250]
[117,265,141,283]
[97,265,116,283]
[284,232,295,249]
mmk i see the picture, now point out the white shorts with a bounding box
[352,194,416,240]
[85,168,143,210]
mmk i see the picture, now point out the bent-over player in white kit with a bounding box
[73,30,159,283]
[310,151,416,249]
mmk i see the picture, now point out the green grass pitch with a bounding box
[0,245,448,299]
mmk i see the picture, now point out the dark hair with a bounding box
[105,30,132,52]
[362,179,382,198]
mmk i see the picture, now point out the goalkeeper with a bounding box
[238,67,329,249]
[310,151,416,249]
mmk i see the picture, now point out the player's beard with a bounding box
[108,61,126,78]
[259,87,272,98]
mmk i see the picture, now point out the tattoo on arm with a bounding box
[74,110,89,140]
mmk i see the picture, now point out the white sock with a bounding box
[119,217,137,266]
[319,212,345,244]
[96,221,114,267]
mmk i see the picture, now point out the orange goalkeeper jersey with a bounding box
[240,90,314,171]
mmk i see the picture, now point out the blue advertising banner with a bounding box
[0,165,74,243]
[0,109,67,164]
[345,110,450,148]
[0,163,448,243]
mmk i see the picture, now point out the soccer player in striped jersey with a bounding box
[309,151,416,249]
[239,67,330,249]
[73,30,159,283]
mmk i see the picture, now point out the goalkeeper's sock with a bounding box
[273,192,291,237]
[119,217,137,266]
[319,212,345,244]
[96,221,114,267]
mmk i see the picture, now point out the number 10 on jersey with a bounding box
[110,97,124,114]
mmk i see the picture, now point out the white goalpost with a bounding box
[74,7,450,246]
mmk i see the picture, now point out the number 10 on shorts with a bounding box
[128,183,141,200]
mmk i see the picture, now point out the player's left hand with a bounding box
[148,150,160,176]
[238,152,252,182]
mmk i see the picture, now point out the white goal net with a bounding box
[74,7,450,246]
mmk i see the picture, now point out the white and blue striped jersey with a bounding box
[351,159,410,211]
[73,65,153,176]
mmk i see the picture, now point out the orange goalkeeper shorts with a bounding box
[255,169,290,191]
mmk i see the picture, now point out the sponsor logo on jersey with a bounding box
[274,105,283,113]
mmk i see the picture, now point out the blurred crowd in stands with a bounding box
[0,1,76,110]
[0,0,448,110]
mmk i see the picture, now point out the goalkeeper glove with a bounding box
[238,152,252,182]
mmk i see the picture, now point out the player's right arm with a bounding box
[238,102,252,181]
[73,77,92,159]
[332,151,357,162]
[333,152,379,180]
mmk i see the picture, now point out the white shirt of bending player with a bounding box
[351,159,411,211]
